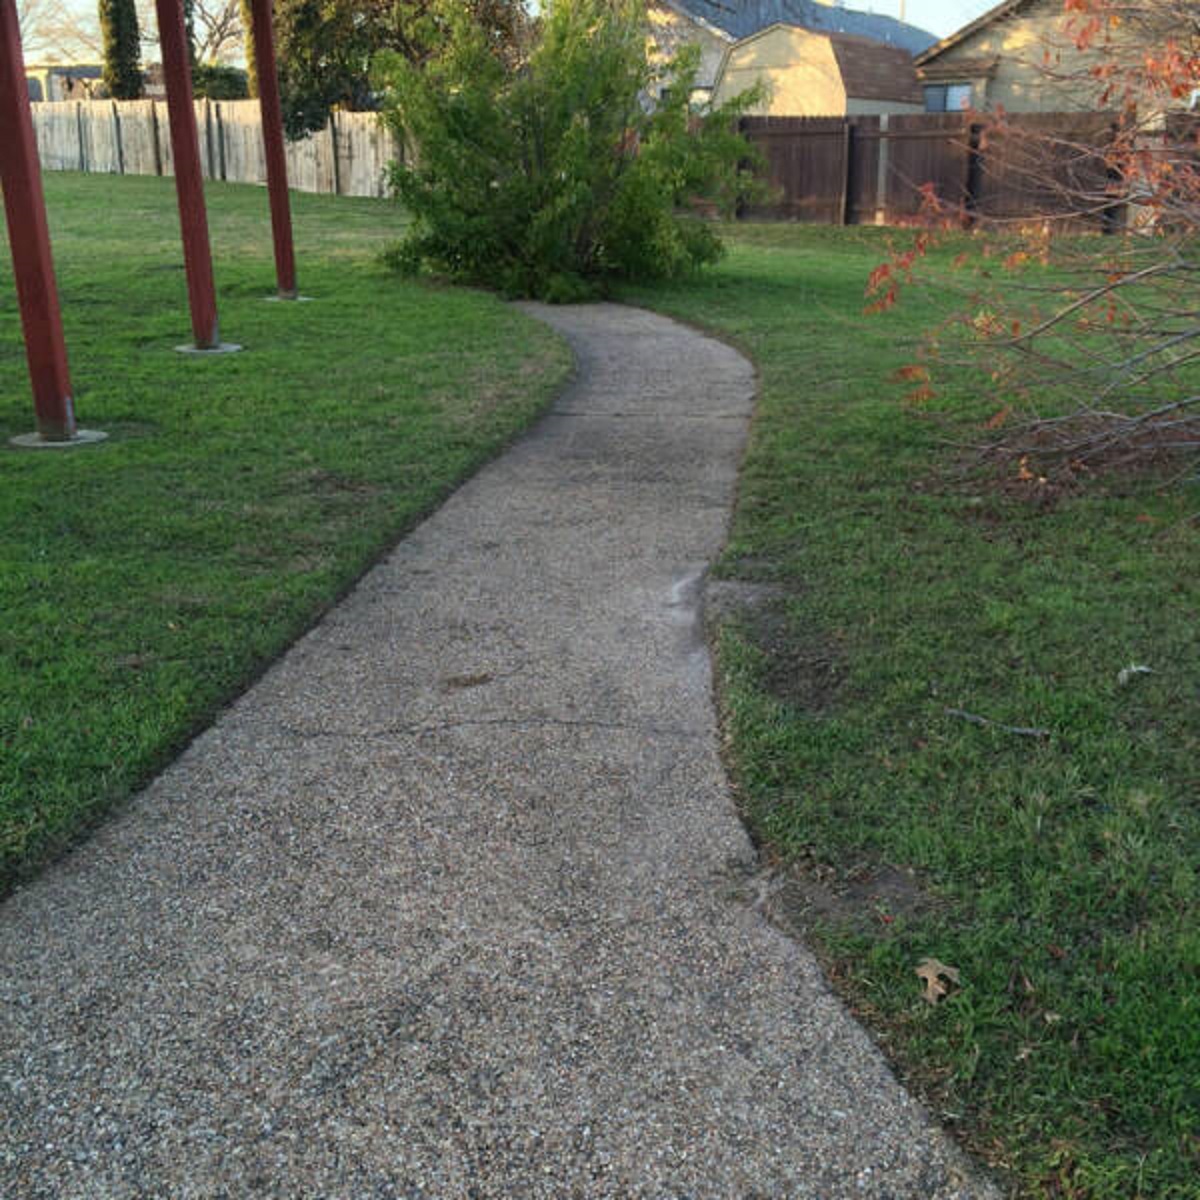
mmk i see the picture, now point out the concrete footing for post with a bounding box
[264,294,313,303]
[10,429,108,450]
[174,342,243,355]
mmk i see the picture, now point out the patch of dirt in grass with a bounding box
[294,468,383,496]
[714,554,791,582]
[915,468,1074,515]
[771,859,939,938]
[705,578,844,712]
[287,554,332,576]
[154,586,218,612]
[111,652,158,672]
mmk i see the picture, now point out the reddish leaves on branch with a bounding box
[864,233,930,314]
[867,0,1200,477]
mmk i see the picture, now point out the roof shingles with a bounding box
[828,32,924,103]
[676,0,936,54]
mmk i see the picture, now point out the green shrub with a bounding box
[192,64,249,100]
[374,0,760,299]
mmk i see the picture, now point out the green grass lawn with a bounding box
[624,226,1200,1199]
[5,176,1196,1197]
[1,172,570,893]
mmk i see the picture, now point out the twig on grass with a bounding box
[954,394,1200,478]
[944,707,1051,739]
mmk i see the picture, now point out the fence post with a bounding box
[874,113,890,225]
[112,100,125,174]
[964,120,982,225]
[75,100,86,171]
[328,112,341,196]
[150,100,163,175]
[840,120,855,226]
[215,101,226,180]
[204,98,216,179]
[1102,119,1123,234]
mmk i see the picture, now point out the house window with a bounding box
[924,83,973,112]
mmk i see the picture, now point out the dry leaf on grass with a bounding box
[1116,663,1152,687]
[916,957,961,1005]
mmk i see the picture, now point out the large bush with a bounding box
[374,0,760,300]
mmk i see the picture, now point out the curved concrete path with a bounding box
[0,305,995,1198]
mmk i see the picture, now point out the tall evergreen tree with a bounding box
[240,0,259,97]
[98,0,142,99]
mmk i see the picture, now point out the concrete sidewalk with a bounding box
[0,305,995,1198]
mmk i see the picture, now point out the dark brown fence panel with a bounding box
[883,113,973,222]
[973,111,1117,227]
[740,116,851,222]
[736,110,1139,228]
[1152,112,1200,229]
[1165,111,1200,153]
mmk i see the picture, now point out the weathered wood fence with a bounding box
[740,111,1123,227]
[30,100,400,198]
[37,102,1181,225]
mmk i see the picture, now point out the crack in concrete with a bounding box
[274,715,708,742]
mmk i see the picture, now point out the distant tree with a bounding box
[275,0,529,138]
[192,0,241,61]
[98,0,142,97]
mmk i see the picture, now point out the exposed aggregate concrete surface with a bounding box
[0,304,997,1199]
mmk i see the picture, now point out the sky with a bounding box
[868,1,998,38]
[45,0,1001,54]
[49,0,999,36]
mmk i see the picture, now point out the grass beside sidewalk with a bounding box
[1,173,570,893]
[624,225,1200,1199]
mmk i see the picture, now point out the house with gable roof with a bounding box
[648,0,935,105]
[914,0,1185,114]
[712,24,925,116]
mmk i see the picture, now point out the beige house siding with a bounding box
[714,26,846,115]
[845,96,923,116]
[647,1,731,94]
[917,0,1164,113]
[713,24,922,116]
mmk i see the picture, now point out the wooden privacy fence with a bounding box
[36,102,1167,225]
[30,100,401,198]
[740,111,1123,227]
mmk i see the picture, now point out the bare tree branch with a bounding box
[18,0,102,61]
[135,0,244,63]
[877,0,1200,479]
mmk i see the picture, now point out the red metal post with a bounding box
[250,0,298,298]
[155,0,221,348]
[0,0,77,440]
